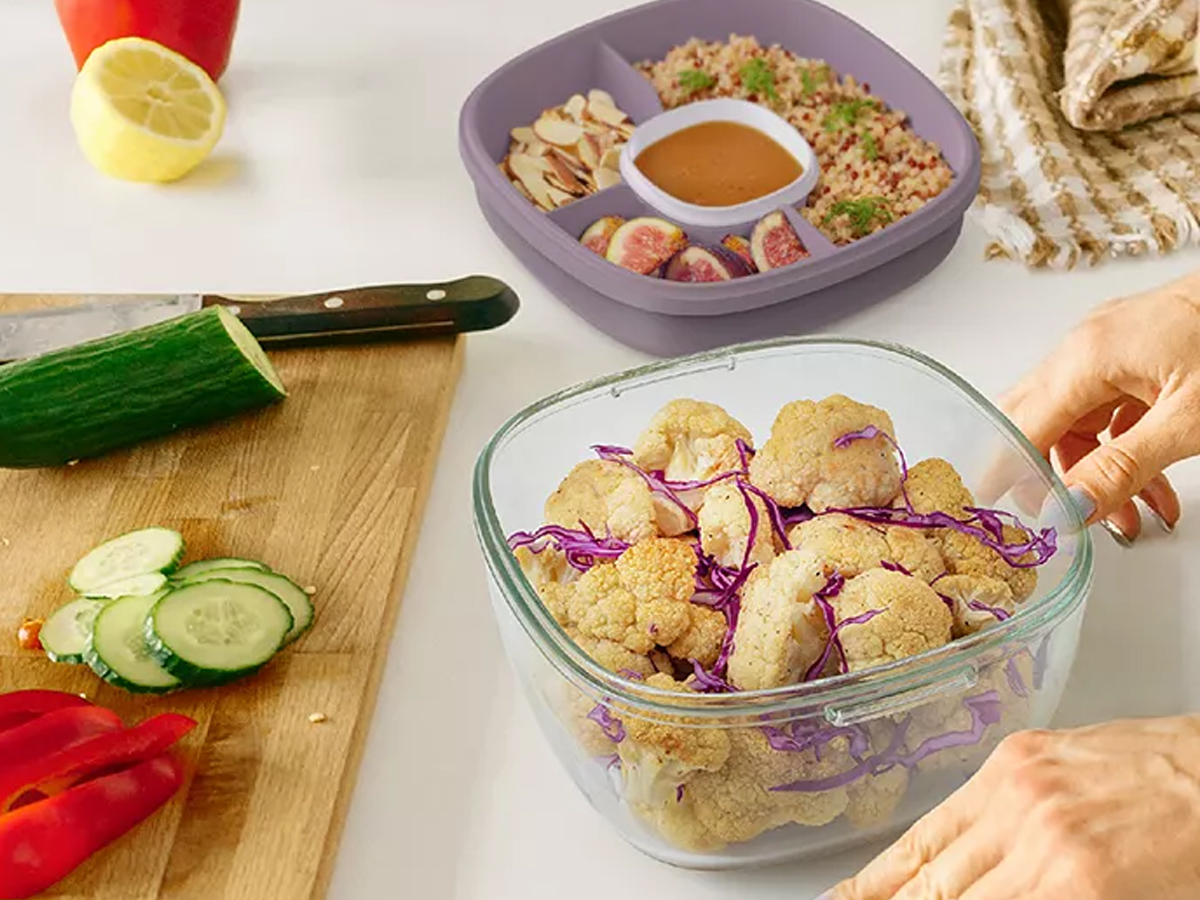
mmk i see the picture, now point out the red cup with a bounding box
[54,0,241,82]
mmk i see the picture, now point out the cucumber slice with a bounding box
[172,557,270,581]
[83,572,169,599]
[146,580,293,687]
[0,306,287,469]
[68,527,184,593]
[41,598,109,664]
[177,569,313,645]
[84,591,181,694]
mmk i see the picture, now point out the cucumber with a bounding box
[68,527,184,593]
[177,568,313,645]
[83,572,169,599]
[172,557,270,581]
[41,597,109,664]
[0,306,286,469]
[145,580,293,686]
[84,591,181,693]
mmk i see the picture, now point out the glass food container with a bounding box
[472,337,1093,870]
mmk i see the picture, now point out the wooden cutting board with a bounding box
[0,294,464,900]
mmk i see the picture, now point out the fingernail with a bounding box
[1148,506,1176,535]
[1100,518,1133,548]
[1039,486,1096,534]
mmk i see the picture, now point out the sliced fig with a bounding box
[720,235,758,272]
[750,211,810,272]
[663,244,753,283]
[580,216,626,256]
[605,217,688,275]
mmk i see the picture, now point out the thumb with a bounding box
[1062,397,1193,524]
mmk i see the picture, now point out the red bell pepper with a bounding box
[0,753,186,899]
[52,0,240,82]
[0,690,92,735]
[0,706,122,779]
[0,712,195,813]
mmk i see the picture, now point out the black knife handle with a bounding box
[201,275,519,346]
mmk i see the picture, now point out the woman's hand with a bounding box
[827,715,1200,900]
[998,271,1200,543]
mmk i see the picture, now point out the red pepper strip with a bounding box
[0,752,186,900]
[0,706,122,780]
[0,712,195,813]
[0,691,91,736]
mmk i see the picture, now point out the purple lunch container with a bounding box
[458,0,981,357]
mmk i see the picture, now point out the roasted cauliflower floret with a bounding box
[907,669,1028,775]
[685,727,850,845]
[749,395,902,512]
[726,550,831,690]
[937,526,1038,602]
[698,480,777,569]
[835,569,953,672]
[515,545,580,626]
[845,764,909,830]
[935,574,1016,638]
[544,459,691,542]
[788,513,889,578]
[884,527,946,583]
[665,605,728,669]
[571,538,698,654]
[568,629,659,678]
[899,457,975,517]
[632,399,753,486]
[617,674,731,809]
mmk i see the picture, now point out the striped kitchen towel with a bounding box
[939,0,1200,268]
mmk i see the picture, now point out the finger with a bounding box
[958,858,1035,900]
[1052,434,1141,545]
[1138,474,1180,532]
[1061,397,1193,524]
[889,825,1006,900]
[830,781,985,900]
[1003,361,1124,458]
[1106,399,1150,441]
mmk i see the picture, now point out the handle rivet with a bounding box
[426,289,447,301]
[227,305,241,316]
[324,296,345,309]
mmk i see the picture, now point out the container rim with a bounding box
[472,335,1093,720]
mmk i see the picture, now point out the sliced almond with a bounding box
[588,89,615,108]
[525,138,552,157]
[577,134,601,169]
[512,152,552,173]
[588,102,629,127]
[599,147,622,170]
[533,115,583,147]
[546,154,586,194]
[595,167,622,190]
[546,186,576,207]
[509,154,555,208]
[564,94,587,122]
[510,126,536,145]
[615,122,636,140]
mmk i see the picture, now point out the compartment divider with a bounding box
[595,41,664,125]
[547,183,659,240]
[782,204,838,260]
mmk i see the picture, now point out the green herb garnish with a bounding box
[861,131,879,161]
[823,98,876,132]
[677,68,716,94]
[801,69,819,97]
[822,197,893,237]
[739,58,779,102]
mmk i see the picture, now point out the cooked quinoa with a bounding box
[635,35,954,245]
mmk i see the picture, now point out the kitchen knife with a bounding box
[0,275,520,363]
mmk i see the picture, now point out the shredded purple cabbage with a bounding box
[782,506,815,529]
[507,523,630,572]
[617,669,645,681]
[738,480,793,550]
[587,704,626,743]
[762,719,872,761]
[689,659,736,693]
[1005,657,1030,698]
[605,754,621,771]
[879,560,912,576]
[735,438,755,471]
[592,445,700,526]
[834,424,912,509]
[771,690,1003,792]
[676,784,686,802]
[967,599,1012,622]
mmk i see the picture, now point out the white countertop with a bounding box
[2,1,1199,897]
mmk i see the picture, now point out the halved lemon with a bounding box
[70,37,227,183]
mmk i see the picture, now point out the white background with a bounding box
[1,1,1198,897]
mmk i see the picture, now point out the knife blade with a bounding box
[0,275,520,363]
